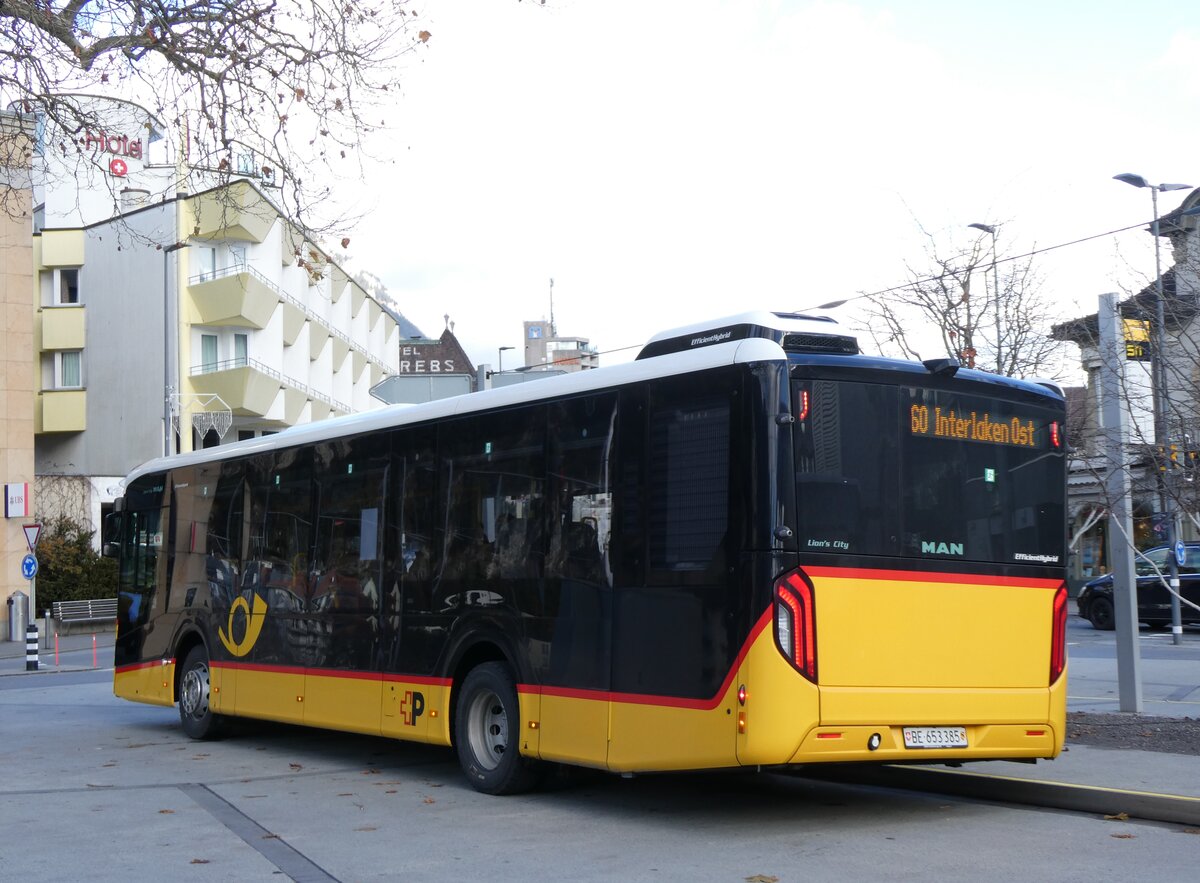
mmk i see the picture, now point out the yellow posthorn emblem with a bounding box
[218,594,267,657]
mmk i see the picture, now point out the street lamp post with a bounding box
[497,346,514,375]
[1114,173,1193,646]
[162,241,187,457]
[968,222,1001,373]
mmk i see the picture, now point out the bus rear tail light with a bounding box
[1050,583,1067,684]
[775,571,816,682]
[1050,421,1062,449]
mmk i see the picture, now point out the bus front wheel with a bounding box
[178,645,224,740]
[454,662,540,794]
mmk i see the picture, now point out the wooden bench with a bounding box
[52,599,118,634]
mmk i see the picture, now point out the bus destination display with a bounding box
[909,404,1043,449]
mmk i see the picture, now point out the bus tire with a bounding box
[178,645,224,740]
[454,662,540,794]
[1087,596,1115,631]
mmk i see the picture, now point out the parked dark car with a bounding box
[1076,543,1200,630]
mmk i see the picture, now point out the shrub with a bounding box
[32,516,117,615]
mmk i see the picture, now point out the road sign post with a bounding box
[21,554,39,660]
[23,523,41,638]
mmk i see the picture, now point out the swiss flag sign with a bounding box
[110,158,128,177]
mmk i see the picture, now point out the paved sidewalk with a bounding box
[0,626,115,675]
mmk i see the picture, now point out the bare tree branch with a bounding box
[858,219,1068,379]
[1,1,429,233]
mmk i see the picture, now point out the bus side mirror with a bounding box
[102,509,123,558]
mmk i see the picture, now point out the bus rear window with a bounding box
[794,379,1065,566]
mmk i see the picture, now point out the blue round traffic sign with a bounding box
[21,554,38,580]
[1175,540,1187,568]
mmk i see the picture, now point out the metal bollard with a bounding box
[25,622,39,671]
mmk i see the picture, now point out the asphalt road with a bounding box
[2,663,1198,882]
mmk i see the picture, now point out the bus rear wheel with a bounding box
[454,662,540,794]
[178,646,224,740]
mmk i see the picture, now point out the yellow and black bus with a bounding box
[111,311,1068,794]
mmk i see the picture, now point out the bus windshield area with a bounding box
[793,378,1065,566]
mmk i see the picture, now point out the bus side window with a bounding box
[647,383,732,575]
[119,507,163,628]
[547,392,617,585]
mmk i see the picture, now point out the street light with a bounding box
[162,240,188,457]
[497,345,514,374]
[968,222,1001,373]
[1114,172,1193,646]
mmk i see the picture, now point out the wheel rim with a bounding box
[1095,601,1113,629]
[181,660,211,720]
[465,687,508,771]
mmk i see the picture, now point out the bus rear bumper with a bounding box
[784,722,1060,765]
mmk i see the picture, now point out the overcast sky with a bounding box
[345,0,1200,374]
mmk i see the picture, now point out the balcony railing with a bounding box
[191,355,350,413]
[189,262,393,373]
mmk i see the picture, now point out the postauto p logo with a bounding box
[218,593,268,657]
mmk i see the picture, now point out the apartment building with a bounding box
[27,96,401,538]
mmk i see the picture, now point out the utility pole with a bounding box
[1099,292,1142,712]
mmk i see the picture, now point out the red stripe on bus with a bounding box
[520,607,774,712]
[211,661,452,686]
[382,673,453,687]
[115,658,175,675]
[802,565,1062,589]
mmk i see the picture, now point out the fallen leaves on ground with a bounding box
[1104,812,1129,821]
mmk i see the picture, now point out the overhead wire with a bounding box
[801,219,1153,311]
[516,216,1163,366]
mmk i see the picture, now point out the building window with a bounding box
[57,268,79,304]
[201,334,218,372]
[33,204,45,235]
[194,245,217,282]
[234,333,248,367]
[56,351,82,388]
[229,245,247,269]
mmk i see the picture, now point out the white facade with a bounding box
[27,96,402,544]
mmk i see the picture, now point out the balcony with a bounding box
[190,181,276,243]
[39,229,84,267]
[187,264,280,329]
[39,305,85,350]
[191,357,349,419]
[38,389,86,433]
[190,357,281,417]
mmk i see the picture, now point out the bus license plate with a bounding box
[902,726,968,749]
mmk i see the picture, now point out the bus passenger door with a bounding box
[232,449,310,723]
[536,393,616,768]
[607,373,743,772]
[305,435,389,735]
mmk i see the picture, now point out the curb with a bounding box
[797,764,1200,827]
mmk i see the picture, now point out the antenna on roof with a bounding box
[549,278,555,337]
